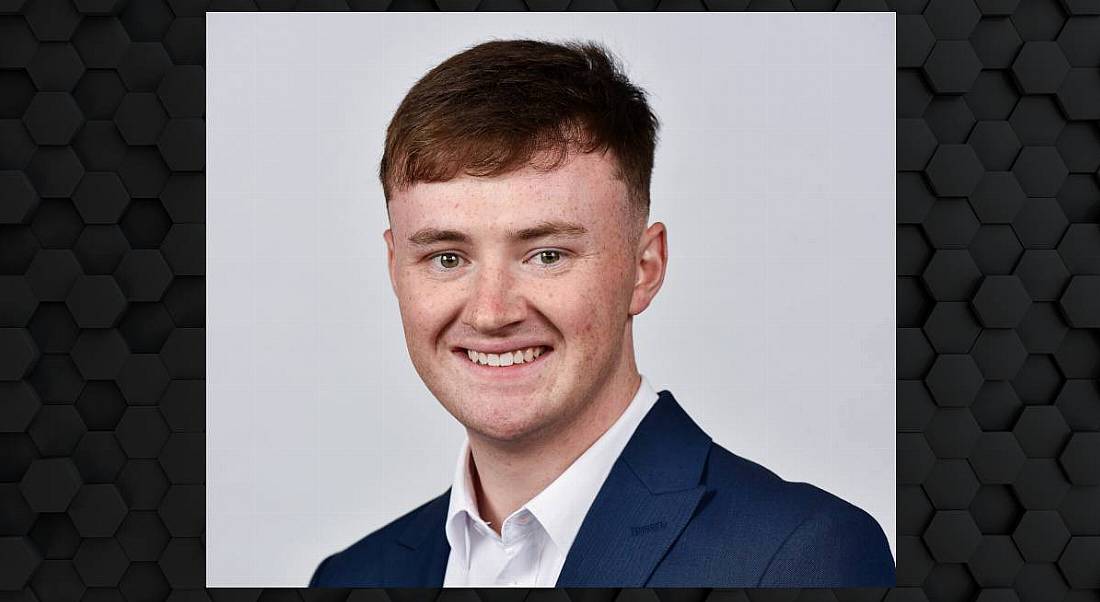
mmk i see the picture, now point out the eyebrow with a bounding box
[406,220,589,247]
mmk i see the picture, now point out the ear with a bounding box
[629,221,668,316]
[383,228,398,294]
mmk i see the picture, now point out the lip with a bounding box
[454,342,553,355]
[451,347,554,379]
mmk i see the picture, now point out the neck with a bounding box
[467,363,642,535]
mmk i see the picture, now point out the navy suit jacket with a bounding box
[310,390,895,587]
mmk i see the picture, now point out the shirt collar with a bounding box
[444,375,660,569]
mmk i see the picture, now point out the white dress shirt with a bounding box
[442,376,660,587]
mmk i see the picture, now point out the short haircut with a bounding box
[380,39,660,220]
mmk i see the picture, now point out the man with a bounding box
[310,39,894,588]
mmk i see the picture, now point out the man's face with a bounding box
[385,151,664,445]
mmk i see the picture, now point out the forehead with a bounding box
[387,151,629,235]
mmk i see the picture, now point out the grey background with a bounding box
[206,12,896,587]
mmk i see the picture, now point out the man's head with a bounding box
[381,40,667,447]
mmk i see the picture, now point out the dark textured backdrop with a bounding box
[0,0,1098,600]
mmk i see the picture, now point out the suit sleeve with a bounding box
[757,504,896,587]
[308,555,333,587]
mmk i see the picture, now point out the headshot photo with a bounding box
[205,13,896,588]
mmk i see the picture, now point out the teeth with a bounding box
[467,347,546,367]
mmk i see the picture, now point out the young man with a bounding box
[310,39,895,587]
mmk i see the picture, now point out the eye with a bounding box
[531,250,563,266]
[434,252,462,269]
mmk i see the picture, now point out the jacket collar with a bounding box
[385,389,711,587]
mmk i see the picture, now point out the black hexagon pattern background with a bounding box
[1,0,1099,600]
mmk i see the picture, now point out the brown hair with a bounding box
[380,39,660,220]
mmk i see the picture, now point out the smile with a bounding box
[465,346,547,367]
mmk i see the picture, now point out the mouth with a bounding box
[451,345,554,374]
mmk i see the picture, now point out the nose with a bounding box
[461,260,526,333]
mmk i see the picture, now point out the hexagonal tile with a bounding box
[1058,174,1100,223]
[65,275,127,328]
[0,538,41,590]
[160,173,204,224]
[898,69,933,118]
[69,483,127,537]
[968,172,1026,224]
[1018,566,1066,602]
[898,15,935,67]
[899,121,937,173]
[898,328,935,380]
[118,146,170,197]
[164,276,204,327]
[117,460,169,510]
[1014,405,1071,458]
[924,510,982,562]
[970,225,1023,275]
[29,513,80,560]
[27,355,81,404]
[157,66,204,118]
[1012,0,1067,41]
[70,329,128,380]
[1059,275,1100,327]
[0,17,38,69]
[968,121,1021,171]
[118,42,173,91]
[899,276,933,328]
[73,431,125,483]
[114,92,167,145]
[1061,0,1100,14]
[163,17,204,65]
[1056,122,1100,172]
[1009,96,1065,145]
[159,432,203,484]
[74,224,130,274]
[923,302,980,353]
[971,485,1022,537]
[968,535,1024,587]
[23,0,82,41]
[924,459,981,510]
[925,0,981,39]
[1057,68,1100,120]
[1013,459,1070,510]
[1055,329,1100,378]
[0,171,37,224]
[29,404,85,456]
[971,432,1026,485]
[925,564,979,602]
[925,408,981,458]
[922,199,979,248]
[73,172,130,224]
[0,327,37,380]
[926,144,984,196]
[160,381,202,434]
[0,481,36,535]
[1015,250,1071,300]
[1059,432,1100,485]
[72,17,130,69]
[159,537,203,588]
[924,96,976,143]
[1012,42,1071,94]
[109,250,173,303]
[1012,353,1064,405]
[73,538,128,587]
[1014,510,1070,561]
[0,275,35,327]
[898,484,933,537]
[0,381,39,432]
[970,16,1023,68]
[1014,147,1069,197]
[26,147,84,198]
[74,380,126,431]
[1017,302,1069,353]
[923,41,983,94]
[1059,537,1100,589]
[116,407,169,459]
[73,120,127,171]
[158,485,203,538]
[24,251,79,304]
[30,201,83,254]
[74,71,126,119]
[1058,17,1100,67]
[119,562,171,602]
[26,43,84,92]
[120,199,172,248]
[895,535,934,587]
[972,329,1028,380]
[120,0,173,41]
[118,303,174,353]
[922,249,982,301]
[899,225,933,276]
[0,69,35,119]
[899,432,935,484]
[0,120,35,170]
[19,458,82,513]
[161,224,205,276]
[117,511,170,561]
[1059,223,1100,273]
[966,71,1019,120]
[1014,197,1069,251]
[117,354,170,405]
[971,276,1031,327]
[1056,379,1100,431]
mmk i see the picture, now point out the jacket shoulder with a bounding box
[309,492,448,587]
[696,445,895,587]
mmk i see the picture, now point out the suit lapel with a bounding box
[384,491,451,586]
[557,391,712,586]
